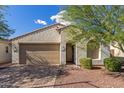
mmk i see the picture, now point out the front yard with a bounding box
[54,66,124,88]
[1,64,124,88]
[0,64,63,88]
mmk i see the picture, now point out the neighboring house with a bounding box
[1,23,123,65]
[110,44,124,62]
[0,40,11,64]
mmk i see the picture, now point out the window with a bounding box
[6,46,9,53]
[87,40,100,59]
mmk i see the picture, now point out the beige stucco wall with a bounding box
[76,43,87,65]
[60,31,85,65]
[0,41,11,63]
[76,42,110,65]
[60,31,66,65]
[60,31,87,65]
[60,31,110,65]
[92,44,110,65]
[11,24,64,64]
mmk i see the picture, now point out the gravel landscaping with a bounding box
[54,66,124,88]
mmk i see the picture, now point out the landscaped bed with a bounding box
[54,66,124,88]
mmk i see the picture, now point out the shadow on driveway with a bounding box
[0,64,69,88]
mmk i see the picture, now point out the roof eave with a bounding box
[11,23,65,41]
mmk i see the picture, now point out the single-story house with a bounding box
[0,23,124,65]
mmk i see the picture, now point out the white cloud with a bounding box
[34,19,47,25]
[50,10,71,26]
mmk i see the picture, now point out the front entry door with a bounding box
[66,43,74,64]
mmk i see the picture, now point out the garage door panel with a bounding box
[26,51,59,65]
[20,44,59,51]
[19,44,60,65]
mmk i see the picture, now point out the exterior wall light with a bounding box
[13,44,17,52]
[62,46,66,52]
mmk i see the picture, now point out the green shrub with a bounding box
[80,58,92,69]
[104,57,122,72]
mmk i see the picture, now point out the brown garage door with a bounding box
[19,43,60,65]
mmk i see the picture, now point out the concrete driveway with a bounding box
[0,64,65,88]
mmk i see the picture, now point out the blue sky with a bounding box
[5,5,62,38]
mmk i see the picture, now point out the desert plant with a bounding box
[63,6,124,54]
[104,57,122,72]
[80,58,92,69]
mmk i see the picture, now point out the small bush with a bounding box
[80,58,92,69]
[104,57,122,72]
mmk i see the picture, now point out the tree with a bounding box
[62,5,124,54]
[0,6,14,39]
